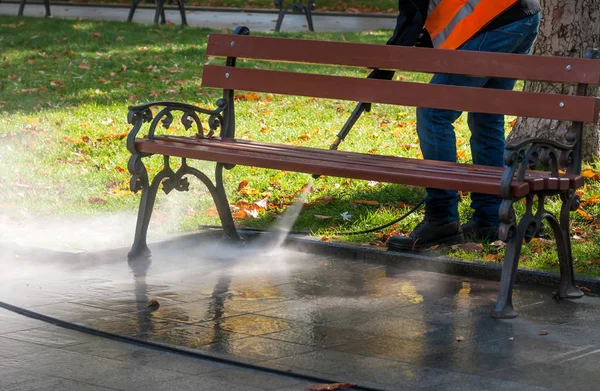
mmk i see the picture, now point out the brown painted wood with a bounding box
[155,135,564,192]
[137,138,533,197]
[207,34,600,85]
[202,66,600,123]
[154,136,577,191]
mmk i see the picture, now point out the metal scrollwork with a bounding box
[126,99,226,154]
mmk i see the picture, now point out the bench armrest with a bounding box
[126,99,226,155]
[500,136,577,200]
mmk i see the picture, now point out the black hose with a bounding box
[201,198,425,237]
[0,300,385,391]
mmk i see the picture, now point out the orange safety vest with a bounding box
[424,0,518,50]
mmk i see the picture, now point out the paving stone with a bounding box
[262,324,376,348]
[5,377,115,391]
[486,361,600,389]
[0,335,55,359]
[422,376,554,390]
[202,367,303,390]
[131,374,265,391]
[200,314,307,336]
[1,325,95,348]
[263,349,477,389]
[120,350,234,376]
[198,335,317,361]
[26,301,122,321]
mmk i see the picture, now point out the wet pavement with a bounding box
[2,235,600,390]
[0,3,396,32]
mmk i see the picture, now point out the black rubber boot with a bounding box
[461,219,499,242]
[386,219,464,252]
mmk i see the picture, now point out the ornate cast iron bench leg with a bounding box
[17,0,51,17]
[492,136,584,318]
[274,0,315,32]
[126,101,242,260]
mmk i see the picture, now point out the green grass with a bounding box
[2,16,600,276]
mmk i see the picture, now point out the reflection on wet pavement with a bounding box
[2,240,600,389]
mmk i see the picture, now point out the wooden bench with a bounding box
[125,27,600,318]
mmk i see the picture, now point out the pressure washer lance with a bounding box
[305,68,424,236]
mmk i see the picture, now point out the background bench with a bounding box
[126,27,600,318]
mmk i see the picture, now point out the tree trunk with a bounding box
[507,0,600,162]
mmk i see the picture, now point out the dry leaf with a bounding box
[234,93,260,101]
[308,383,355,391]
[456,336,465,342]
[231,210,248,219]
[576,208,594,222]
[88,195,107,205]
[253,197,269,209]
[353,200,379,206]
[538,330,549,336]
[509,118,518,127]
[581,169,600,180]
[321,236,330,242]
[314,215,333,220]
[237,179,249,192]
[451,242,483,254]
[79,64,90,70]
[204,207,219,217]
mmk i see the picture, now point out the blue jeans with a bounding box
[416,13,540,224]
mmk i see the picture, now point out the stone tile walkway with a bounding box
[2,237,600,390]
[0,3,396,32]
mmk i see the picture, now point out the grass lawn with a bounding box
[1,16,600,276]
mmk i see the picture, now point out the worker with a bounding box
[386,0,541,252]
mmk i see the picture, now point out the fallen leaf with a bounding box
[485,254,499,262]
[509,118,518,127]
[451,242,483,254]
[308,383,355,391]
[538,330,549,336]
[314,215,333,220]
[576,208,595,222]
[234,93,260,101]
[582,169,600,180]
[353,200,379,206]
[237,179,249,192]
[91,32,102,39]
[231,210,248,219]
[204,207,219,217]
[88,195,107,205]
[253,197,269,209]
[321,236,330,242]
[456,336,465,342]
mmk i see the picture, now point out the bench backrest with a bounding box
[201,32,600,176]
[203,34,600,123]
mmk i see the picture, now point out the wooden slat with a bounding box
[155,136,576,191]
[136,138,531,197]
[202,66,600,123]
[207,34,600,85]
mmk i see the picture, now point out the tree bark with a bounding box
[506,0,600,162]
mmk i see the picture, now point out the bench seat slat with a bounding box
[207,34,600,85]
[154,136,577,192]
[202,65,600,123]
[136,137,534,197]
